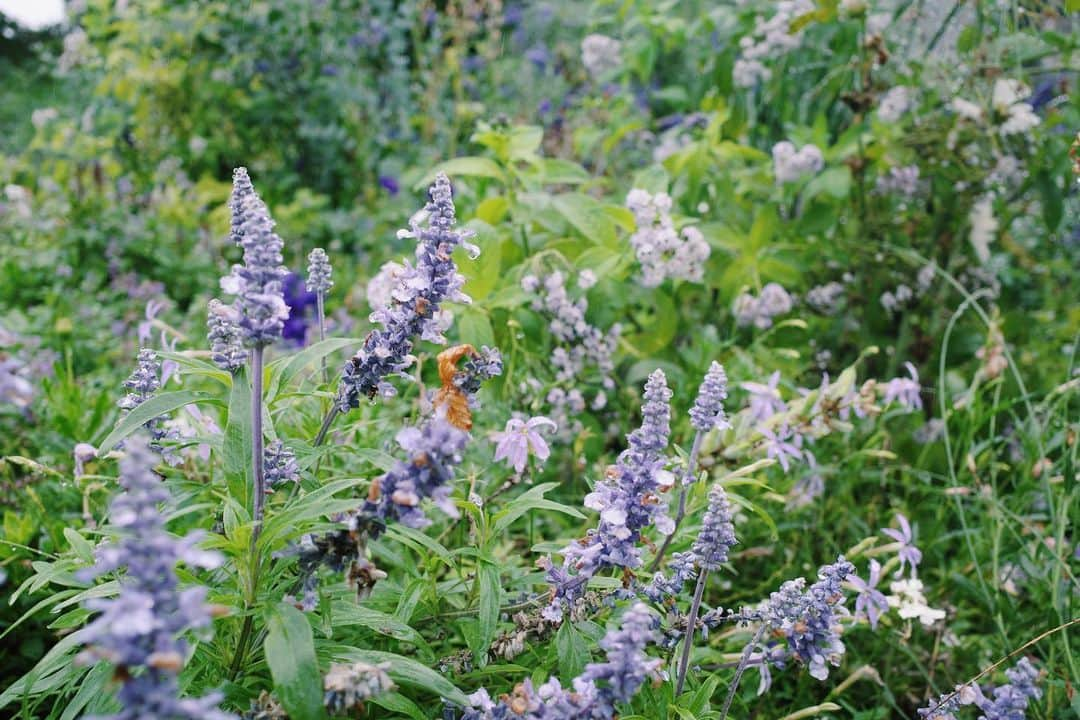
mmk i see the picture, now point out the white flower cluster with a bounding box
[969,195,998,264]
[877,86,912,123]
[733,283,793,329]
[625,189,709,287]
[732,0,815,88]
[952,78,1040,137]
[805,281,845,314]
[581,34,622,79]
[886,578,946,626]
[992,78,1040,135]
[772,141,824,183]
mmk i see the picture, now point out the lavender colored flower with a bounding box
[743,371,786,422]
[547,371,673,619]
[378,175,400,195]
[693,483,737,571]
[306,248,334,295]
[220,167,289,347]
[579,602,662,705]
[454,345,503,398]
[363,413,469,534]
[689,361,731,432]
[118,349,177,459]
[918,658,1040,720]
[78,435,232,720]
[644,550,696,603]
[759,423,805,473]
[323,661,395,713]
[335,173,478,410]
[264,440,299,488]
[848,559,889,629]
[881,513,922,576]
[756,557,855,681]
[491,416,556,473]
[881,362,923,411]
[207,300,246,372]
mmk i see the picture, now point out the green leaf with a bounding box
[264,604,328,720]
[62,528,95,564]
[1036,171,1063,231]
[269,337,361,395]
[332,648,470,707]
[416,157,506,188]
[552,193,617,247]
[477,561,501,657]
[534,158,590,185]
[458,220,502,301]
[492,483,585,535]
[456,308,496,348]
[555,621,590,680]
[370,692,428,720]
[222,366,253,506]
[331,600,432,655]
[97,391,218,453]
[804,166,852,201]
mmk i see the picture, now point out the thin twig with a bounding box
[720,624,767,720]
[676,568,708,694]
[651,431,704,572]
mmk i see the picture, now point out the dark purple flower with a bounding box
[282,272,317,347]
[525,44,550,70]
[378,175,400,196]
[321,64,340,77]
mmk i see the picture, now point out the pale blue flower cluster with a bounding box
[219,167,289,347]
[362,414,469,533]
[454,345,503,398]
[305,247,334,295]
[118,348,177,458]
[323,661,395,714]
[264,439,300,488]
[918,658,1041,720]
[457,602,661,720]
[206,299,246,372]
[643,550,696,603]
[545,370,673,621]
[689,361,731,432]
[692,483,737,571]
[336,173,477,410]
[754,557,855,683]
[78,436,233,720]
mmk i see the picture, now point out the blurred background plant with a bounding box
[0,0,1077,718]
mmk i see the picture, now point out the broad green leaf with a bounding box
[477,561,501,657]
[492,482,585,535]
[97,391,219,453]
[417,157,506,188]
[222,366,253,506]
[456,307,496,348]
[332,648,470,707]
[331,599,431,654]
[269,337,360,395]
[555,621,590,680]
[552,193,617,247]
[458,220,502,301]
[59,662,115,720]
[534,158,590,185]
[370,692,428,720]
[62,528,95,564]
[265,604,328,720]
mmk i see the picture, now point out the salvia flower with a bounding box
[547,370,673,619]
[454,345,504,398]
[881,513,922,576]
[689,361,731,432]
[756,557,855,681]
[848,559,889,630]
[335,173,478,410]
[491,416,556,474]
[881,362,922,411]
[644,550,697,603]
[77,435,232,720]
[323,661,395,714]
[206,300,246,372]
[264,440,300,489]
[693,483,737,571]
[578,602,663,706]
[363,412,469,534]
[118,348,178,460]
[306,248,334,295]
[221,167,289,347]
[918,658,1040,720]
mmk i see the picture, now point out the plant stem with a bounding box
[720,624,767,720]
[675,568,708,694]
[316,291,328,385]
[314,405,340,447]
[651,431,704,572]
[251,346,266,543]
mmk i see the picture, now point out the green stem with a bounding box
[675,569,708,694]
